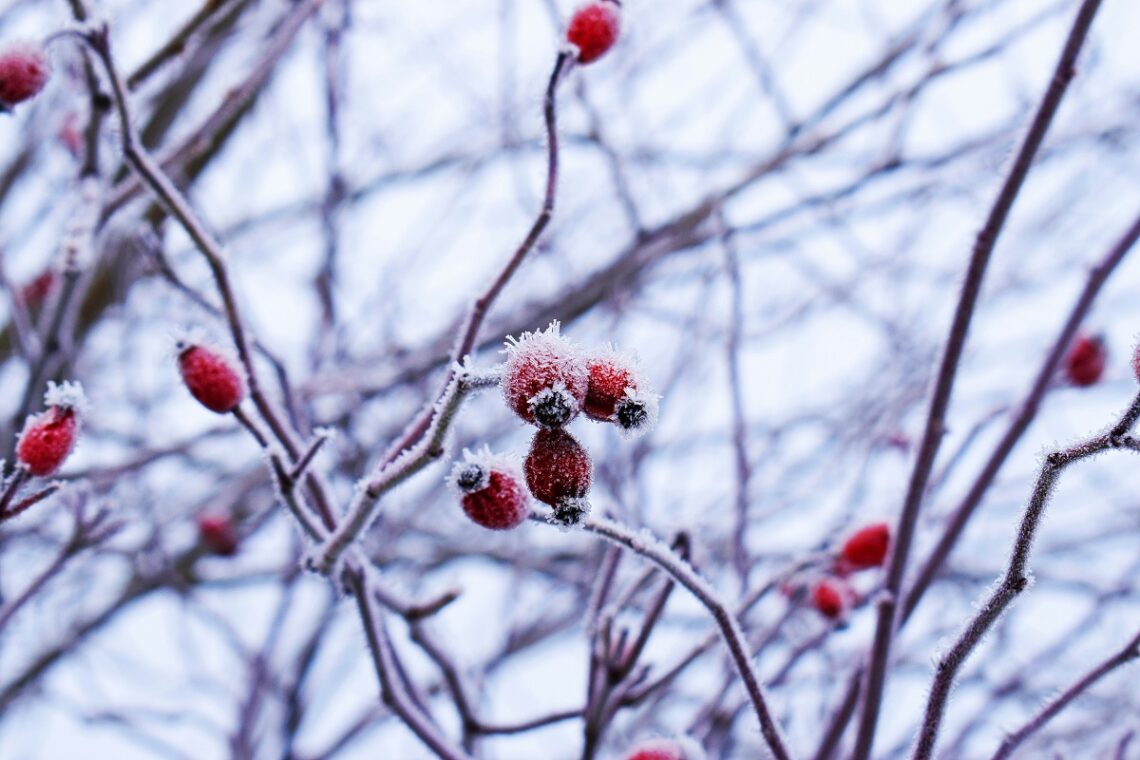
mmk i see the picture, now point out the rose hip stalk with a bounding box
[16,381,87,478]
[449,449,530,531]
[0,42,50,111]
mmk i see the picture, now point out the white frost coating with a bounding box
[502,321,589,411]
[616,386,661,440]
[448,447,522,493]
[527,382,580,411]
[44,380,89,416]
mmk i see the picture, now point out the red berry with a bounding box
[501,322,588,429]
[625,737,705,760]
[1064,334,1105,387]
[198,514,239,556]
[524,428,592,526]
[178,342,247,414]
[16,382,86,478]
[20,269,55,310]
[0,42,50,109]
[811,579,850,620]
[450,450,530,531]
[583,348,658,437]
[839,522,890,571]
[567,1,622,64]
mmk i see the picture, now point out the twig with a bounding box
[912,395,1140,759]
[853,1,1105,755]
[568,514,794,760]
[990,628,1140,759]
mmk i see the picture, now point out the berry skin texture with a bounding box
[17,407,79,477]
[839,522,891,571]
[501,322,588,429]
[198,514,239,556]
[1064,334,1105,387]
[625,737,706,760]
[524,429,592,525]
[566,1,622,65]
[812,579,850,621]
[178,343,247,414]
[450,452,530,531]
[583,348,659,438]
[0,42,50,109]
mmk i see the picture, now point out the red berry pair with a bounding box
[0,42,50,111]
[805,523,891,621]
[502,323,657,438]
[16,381,87,477]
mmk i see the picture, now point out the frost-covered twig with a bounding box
[912,396,1140,759]
[990,627,1140,760]
[854,1,1106,755]
[345,563,473,760]
[309,368,499,574]
[568,514,794,760]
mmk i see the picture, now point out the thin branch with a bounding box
[912,395,1140,759]
[990,628,1140,760]
[853,2,1105,755]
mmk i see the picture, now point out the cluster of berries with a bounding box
[452,322,657,530]
[800,522,890,621]
[0,41,50,112]
[173,339,249,554]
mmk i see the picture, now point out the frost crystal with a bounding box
[44,380,89,416]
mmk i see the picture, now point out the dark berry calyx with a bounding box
[530,387,577,428]
[616,399,648,431]
[552,497,590,527]
[454,463,488,493]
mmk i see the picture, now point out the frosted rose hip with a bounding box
[812,578,850,620]
[839,522,890,571]
[625,737,706,760]
[0,42,50,108]
[1064,334,1105,387]
[178,342,247,414]
[198,514,239,556]
[583,347,659,437]
[16,381,86,477]
[567,1,622,64]
[524,428,592,526]
[501,322,588,429]
[450,450,529,531]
